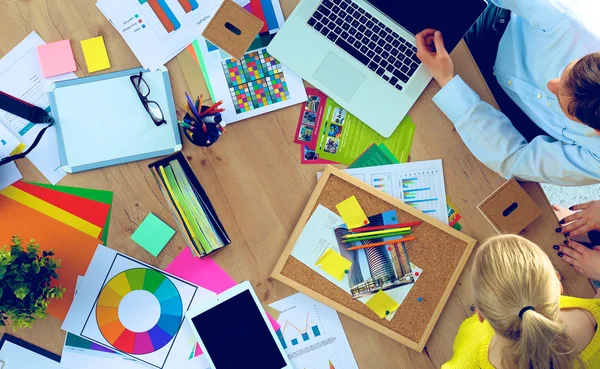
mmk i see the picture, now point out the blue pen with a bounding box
[185,92,201,118]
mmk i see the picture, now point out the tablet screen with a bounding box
[191,290,287,369]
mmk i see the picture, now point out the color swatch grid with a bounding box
[96,268,183,355]
[221,49,290,113]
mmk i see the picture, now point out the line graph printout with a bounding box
[270,293,358,369]
[340,160,448,224]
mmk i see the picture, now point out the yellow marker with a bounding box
[335,195,369,229]
[0,186,102,238]
[315,249,352,281]
[365,290,400,319]
[342,227,411,239]
[81,36,111,73]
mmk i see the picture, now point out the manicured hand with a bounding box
[415,29,455,87]
[556,200,600,237]
[555,240,600,280]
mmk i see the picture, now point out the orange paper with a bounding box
[0,195,99,320]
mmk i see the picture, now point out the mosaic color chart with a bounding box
[96,268,183,355]
[221,49,290,113]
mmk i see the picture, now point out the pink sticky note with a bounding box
[36,40,77,78]
[165,248,281,332]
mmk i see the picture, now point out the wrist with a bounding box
[436,73,455,87]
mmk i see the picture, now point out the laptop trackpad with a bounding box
[313,52,365,101]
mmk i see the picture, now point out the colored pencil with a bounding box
[342,227,411,239]
[200,101,223,117]
[350,221,421,232]
[345,236,417,251]
[341,231,412,243]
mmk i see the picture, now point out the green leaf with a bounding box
[13,286,29,300]
[32,260,40,274]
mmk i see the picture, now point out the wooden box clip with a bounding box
[477,178,542,234]
[201,0,264,60]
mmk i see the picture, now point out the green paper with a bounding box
[30,182,114,245]
[192,40,215,101]
[314,97,416,165]
[131,213,176,257]
[349,144,398,169]
[378,143,400,164]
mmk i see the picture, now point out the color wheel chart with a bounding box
[397,168,446,217]
[222,49,290,113]
[95,268,183,355]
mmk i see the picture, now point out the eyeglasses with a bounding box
[130,72,166,126]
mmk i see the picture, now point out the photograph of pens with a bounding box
[345,236,417,251]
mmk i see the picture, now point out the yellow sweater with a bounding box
[442,296,600,369]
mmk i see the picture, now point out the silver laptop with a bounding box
[268,0,486,137]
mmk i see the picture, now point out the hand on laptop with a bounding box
[416,29,455,87]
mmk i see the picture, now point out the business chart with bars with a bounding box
[137,0,202,39]
[222,49,290,113]
[276,308,324,350]
[397,168,446,217]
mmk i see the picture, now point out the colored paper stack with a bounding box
[0,181,113,320]
[447,195,463,230]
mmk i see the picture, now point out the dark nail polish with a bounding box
[556,228,562,232]
[553,245,560,250]
[565,232,570,237]
[557,252,564,257]
[569,206,574,210]
[560,219,565,224]
[564,240,569,245]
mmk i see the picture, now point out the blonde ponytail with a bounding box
[471,235,582,369]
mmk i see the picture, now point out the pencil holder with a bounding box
[183,105,225,148]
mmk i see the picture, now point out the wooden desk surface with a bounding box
[0,0,593,367]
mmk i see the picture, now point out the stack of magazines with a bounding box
[149,152,230,257]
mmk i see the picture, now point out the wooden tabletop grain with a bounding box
[0,0,593,367]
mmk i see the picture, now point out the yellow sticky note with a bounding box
[315,249,352,281]
[365,290,400,319]
[336,196,369,228]
[80,36,111,73]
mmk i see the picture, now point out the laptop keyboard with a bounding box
[307,0,421,91]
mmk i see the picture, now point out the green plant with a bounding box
[0,237,65,330]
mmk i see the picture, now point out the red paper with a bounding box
[13,181,110,232]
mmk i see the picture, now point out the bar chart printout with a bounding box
[337,160,449,224]
[270,293,359,369]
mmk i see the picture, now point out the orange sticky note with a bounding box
[315,249,352,281]
[365,290,400,319]
[336,196,369,228]
[0,195,99,320]
[81,36,111,73]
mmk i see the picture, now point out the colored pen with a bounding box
[201,101,223,116]
[202,114,222,124]
[185,92,201,117]
[342,227,411,239]
[179,122,198,131]
[345,236,417,251]
[351,221,421,232]
[341,231,412,243]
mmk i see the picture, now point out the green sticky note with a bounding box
[30,182,114,245]
[366,290,400,319]
[131,213,176,257]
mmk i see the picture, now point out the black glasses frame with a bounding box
[130,72,166,126]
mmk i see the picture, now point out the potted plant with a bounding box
[0,237,65,330]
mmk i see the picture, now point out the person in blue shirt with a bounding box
[415,0,600,186]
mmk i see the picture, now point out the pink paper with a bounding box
[165,248,281,333]
[36,40,77,78]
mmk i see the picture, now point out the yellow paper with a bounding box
[315,249,352,281]
[81,36,111,73]
[335,195,369,228]
[365,290,400,319]
[0,186,102,238]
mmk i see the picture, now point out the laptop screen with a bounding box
[365,0,487,51]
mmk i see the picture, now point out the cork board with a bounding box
[202,0,264,60]
[478,178,542,234]
[272,166,477,352]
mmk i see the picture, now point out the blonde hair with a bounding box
[471,235,581,369]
